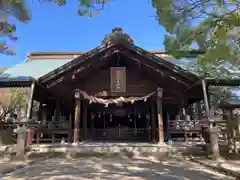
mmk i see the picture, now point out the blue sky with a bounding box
[0,0,166,68]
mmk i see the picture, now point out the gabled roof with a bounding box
[39,40,200,84]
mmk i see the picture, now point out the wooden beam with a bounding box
[41,47,118,84]
[151,102,156,142]
[119,50,194,86]
[133,66,187,97]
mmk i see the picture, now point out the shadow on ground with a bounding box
[2,156,234,180]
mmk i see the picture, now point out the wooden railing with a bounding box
[167,119,230,143]
[33,121,71,144]
[168,120,202,142]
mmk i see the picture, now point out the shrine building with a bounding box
[0,39,208,143]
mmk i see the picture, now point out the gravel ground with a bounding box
[1,156,235,180]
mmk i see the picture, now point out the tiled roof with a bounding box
[0,49,199,82]
[0,59,71,80]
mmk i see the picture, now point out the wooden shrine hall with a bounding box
[0,40,206,144]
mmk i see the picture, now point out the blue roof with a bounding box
[0,59,71,80]
[0,76,31,82]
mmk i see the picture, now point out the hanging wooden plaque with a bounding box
[110,67,126,92]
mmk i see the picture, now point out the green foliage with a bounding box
[40,0,111,17]
[8,88,28,112]
[152,0,240,77]
[0,0,30,55]
[0,88,28,121]
[182,56,238,110]
[209,86,238,110]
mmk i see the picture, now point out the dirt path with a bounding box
[2,156,235,180]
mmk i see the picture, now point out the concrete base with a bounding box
[30,141,170,158]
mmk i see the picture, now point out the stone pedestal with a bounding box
[209,127,220,159]
[14,125,27,160]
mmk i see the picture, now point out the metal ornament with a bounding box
[110,113,112,122]
[91,113,95,120]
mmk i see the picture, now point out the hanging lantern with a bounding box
[91,113,95,120]
[74,89,80,99]
[146,113,150,120]
[110,113,112,122]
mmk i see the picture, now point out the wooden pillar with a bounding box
[166,111,170,141]
[83,100,88,140]
[197,102,202,120]
[103,112,106,136]
[133,108,137,136]
[151,102,156,142]
[146,112,150,140]
[52,100,60,143]
[91,113,95,139]
[26,82,35,120]
[73,89,81,144]
[68,112,73,143]
[54,100,61,122]
[37,102,43,122]
[157,87,164,144]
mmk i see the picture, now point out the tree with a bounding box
[0,0,30,55]
[0,88,28,123]
[0,0,110,55]
[102,28,134,44]
[152,0,240,77]
[181,54,238,115]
